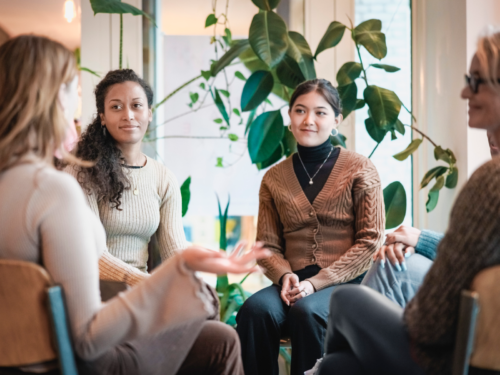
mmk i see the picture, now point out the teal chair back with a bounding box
[0,259,78,375]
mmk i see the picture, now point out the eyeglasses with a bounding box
[465,74,500,94]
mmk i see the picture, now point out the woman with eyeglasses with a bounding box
[317,29,500,375]
[0,35,271,375]
[235,79,385,375]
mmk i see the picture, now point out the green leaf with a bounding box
[216,157,224,167]
[434,146,456,164]
[189,92,199,103]
[219,126,228,130]
[391,130,397,140]
[256,142,283,170]
[224,28,232,45]
[180,177,191,217]
[276,55,306,89]
[245,109,257,136]
[355,99,365,110]
[233,108,241,116]
[420,166,449,189]
[251,0,281,11]
[365,117,387,143]
[201,70,212,80]
[353,19,387,59]
[241,70,274,112]
[383,181,407,229]
[248,110,284,163]
[205,13,218,28]
[336,62,362,86]
[287,32,316,80]
[210,89,230,126]
[219,89,230,98]
[393,139,422,161]
[314,21,346,58]
[445,167,458,188]
[214,118,223,124]
[394,119,405,135]
[330,133,347,148]
[338,82,358,119]
[89,0,156,25]
[211,39,250,76]
[228,134,239,141]
[199,82,206,90]
[235,71,246,81]
[431,175,445,192]
[426,190,439,212]
[265,98,272,105]
[363,85,401,129]
[79,66,100,77]
[426,176,445,212]
[370,63,400,72]
[249,11,288,68]
[282,129,297,156]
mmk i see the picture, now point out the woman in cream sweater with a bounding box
[65,69,186,286]
[236,79,385,375]
[0,35,270,375]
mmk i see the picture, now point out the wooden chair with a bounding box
[453,265,500,375]
[0,259,78,375]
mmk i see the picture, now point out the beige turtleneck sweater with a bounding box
[0,161,214,369]
[65,155,187,286]
[257,148,385,291]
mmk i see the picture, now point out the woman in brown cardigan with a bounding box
[236,79,385,375]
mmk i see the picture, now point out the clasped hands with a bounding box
[280,273,315,306]
[372,225,421,271]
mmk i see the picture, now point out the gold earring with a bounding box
[288,124,292,132]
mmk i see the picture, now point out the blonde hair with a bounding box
[476,26,500,92]
[0,35,81,171]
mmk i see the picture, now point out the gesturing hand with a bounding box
[280,273,299,306]
[287,280,315,305]
[181,241,271,275]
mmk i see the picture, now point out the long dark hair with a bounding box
[75,69,153,210]
[289,78,342,116]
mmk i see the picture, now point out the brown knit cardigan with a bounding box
[256,147,385,291]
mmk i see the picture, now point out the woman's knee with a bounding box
[236,286,281,324]
[200,321,240,352]
[329,285,370,317]
[288,299,316,325]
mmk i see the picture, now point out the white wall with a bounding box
[412,0,499,232]
[80,0,143,129]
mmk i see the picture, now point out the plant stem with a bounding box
[355,43,369,86]
[239,272,251,285]
[405,125,438,148]
[368,142,380,158]
[153,74,202,110]
[119,14,123,69]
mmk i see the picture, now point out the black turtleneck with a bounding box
[292,139,340,204]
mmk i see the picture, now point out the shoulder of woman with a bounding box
[34,166,87,204]
[261,155,293,182]
[145,156,181,191]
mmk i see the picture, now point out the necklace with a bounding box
[297,146,334,185]
[123,156,147,196]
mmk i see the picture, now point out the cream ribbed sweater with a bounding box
[65,155,187,286]
[0,161,214,369]
[257,148,385,291]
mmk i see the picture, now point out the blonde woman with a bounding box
[318,28,500,375]
[0,35,269,375]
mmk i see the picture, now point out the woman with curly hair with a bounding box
[66,69,185,286]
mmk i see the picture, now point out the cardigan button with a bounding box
[312,244,317,249]
[311,257,316,262]
[309,211,314,217]
[313,228,318,233]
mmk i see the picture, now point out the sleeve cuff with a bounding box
[415,230,444,261]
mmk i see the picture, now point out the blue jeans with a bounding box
[361,254,433,307]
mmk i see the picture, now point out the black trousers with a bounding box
[318,284,425,375]
[236,265,364,375]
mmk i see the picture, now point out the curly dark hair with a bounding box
[75,69,153,210]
